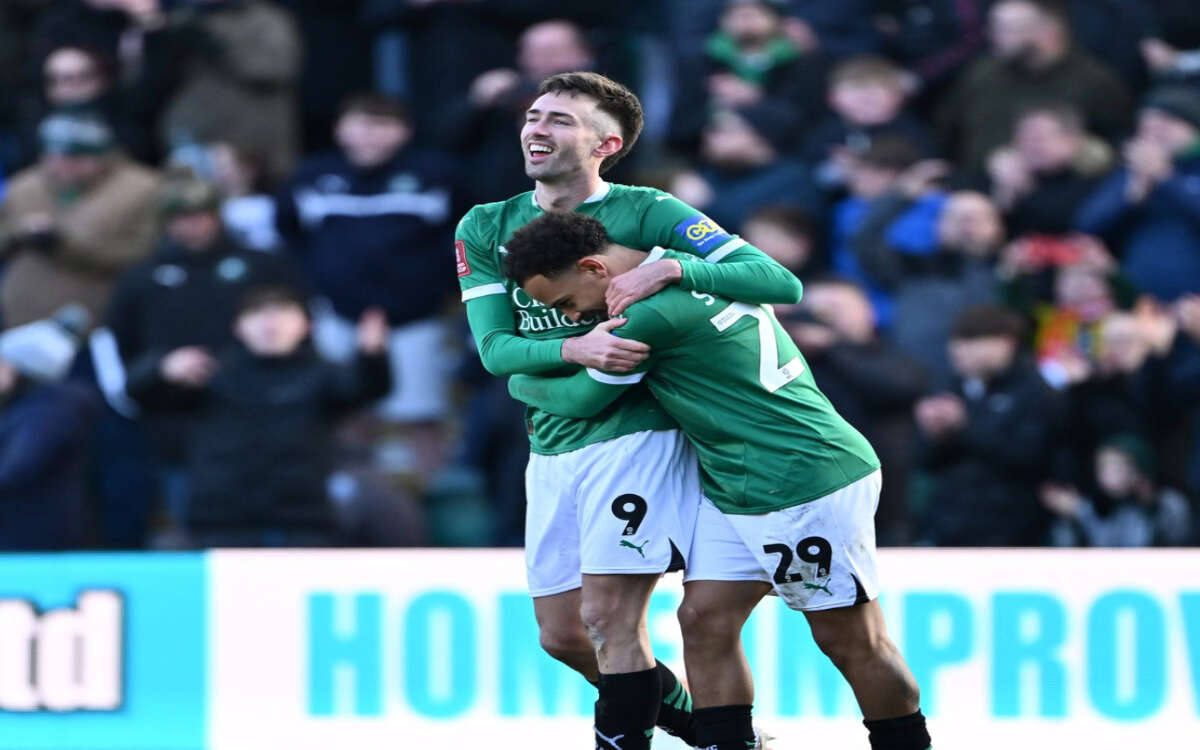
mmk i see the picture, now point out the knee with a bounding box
[810,621,884,671]
[538,621,591,664]
[579,596,637,646]
[677,599,741,652]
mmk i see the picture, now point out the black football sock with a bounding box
[693,704,755,750]
[594,666,661,750]
[863,710,932,750]
[655,660,697,745]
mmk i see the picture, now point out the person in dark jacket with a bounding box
[102,170,300,538]
[986,103,1113,236]
[0,354,97,550]
[276,92,457,425]
[915,304,1060,546]
[804,55,937,192]
[126,284,391,547]
[936,0,1131,172]
[1043,433,1193,547]
[1075,87,1200,303]
[782,277,929,544]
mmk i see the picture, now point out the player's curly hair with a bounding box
[503,212,610,284]
[538,72,643,174]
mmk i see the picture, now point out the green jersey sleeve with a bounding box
[457,207,564,376]
[639,194,803,304]
[507,304,675,418]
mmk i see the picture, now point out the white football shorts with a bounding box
[525,429,701,598]
[685,469,882,611]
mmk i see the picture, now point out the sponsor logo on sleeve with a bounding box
[674,214,732,256]
[455,240,471,277]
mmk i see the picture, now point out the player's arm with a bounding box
[509,367,637,418]
[508,306,670,417]
[606,195,803,315]
[458,212,648,375]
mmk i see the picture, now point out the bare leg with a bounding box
[804,599,921,719]
[533,588,599,682]
[677,580,771,707]
[580,573,660,673]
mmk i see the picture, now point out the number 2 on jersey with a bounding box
[708,302,803,392]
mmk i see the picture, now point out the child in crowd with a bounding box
[1043,434,1193,546]
[126,285,391,548]
[805,55,936,190]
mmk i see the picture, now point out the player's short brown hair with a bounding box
[537,72,644,174]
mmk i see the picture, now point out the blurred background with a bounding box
[0,0,1198,554]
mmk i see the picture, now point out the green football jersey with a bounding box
[509,248,881,513]
[456,183,791,456]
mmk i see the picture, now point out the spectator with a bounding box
[742,204,822,279]
[126,284,391,547]
[671,0,826,156]
[0,352,97,550]
[277,93,457,426]
[936,0,1131,171]
[1075,87,1200,303]
[668,105,820,232]
[104,170,300,536]
[915,304,1059,545]
[883,191,1005,388]
[704,0,824,114]
[995,235,1137,388]
[805,55,937,191]
[0,308,96,550]
[437,18,596,205]
[1049,310,1155,495]
[829,136,948,329]
[169,140,281,251]
[784,277,929,544]
[0,110,160,329]
[986,104,1113,236]
[108,171,301,388]
[132,0,302,184]
[1043,433,1192,546]
[14,43,151,168]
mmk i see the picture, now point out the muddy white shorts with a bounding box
[684,470,882,611]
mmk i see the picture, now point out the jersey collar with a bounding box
[638,246,667,267]
[531,181,611,210]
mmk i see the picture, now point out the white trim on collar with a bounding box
[638,246,668,267]
[531,181,612,209]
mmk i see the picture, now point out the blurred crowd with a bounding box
[0,0,1197,550]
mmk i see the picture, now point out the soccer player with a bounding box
[503,211,934,750]
[455,72,803,749]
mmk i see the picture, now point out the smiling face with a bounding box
[521,92,620,182]
[521,258,613,322]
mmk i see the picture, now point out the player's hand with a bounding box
[356,307,389,355]
[606,260,682,316]
[160,346,217,388]
[561,318,649,373]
